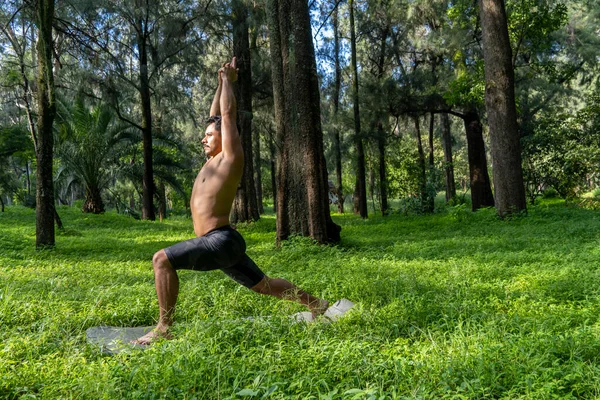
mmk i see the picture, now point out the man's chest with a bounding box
[193,157,224,190]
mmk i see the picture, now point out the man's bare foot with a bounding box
[131,326,173,346]
[309,299,329,319]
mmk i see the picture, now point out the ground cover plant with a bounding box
[2,201,600,399]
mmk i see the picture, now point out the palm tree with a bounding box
[56,98,138,213]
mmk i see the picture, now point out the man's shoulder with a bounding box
[219,148,244,166]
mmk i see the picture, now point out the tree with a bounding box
[349,0,368,219]
[331,3,344,214]
[266,0,341,243]
[34,0,57,248]
[413,115,428,212]
[440,112,456,202]
[55,98,138,213]
[463,108,495,209]
[57,0,209,220]
[479,0,526,216]
[442,1,496,210]
[231,0,260,223]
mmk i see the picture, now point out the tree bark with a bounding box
[231,0,259,223]
[440,113,456,202]
[267,0,341,244]
[376,26,389,216]
[464,109,495,210]
[414,116,428,213]
[428,113,435,167]
[269,137,277,213]
[157,181,167,222]
[479,0,527,216]
[35,0,56,248]
[136,7,155,221]
[349,0,367,219]
[424,112,435,212]
[332,6,344,214]
[253,129,264,214]
[26,160,31,196]
[377,125,388,216]
[83,185,105,214]
[369,168,377,212]
[54,207,63,230]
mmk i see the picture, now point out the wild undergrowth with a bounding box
[2,201,600,399]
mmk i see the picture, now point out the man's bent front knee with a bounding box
[153,250,172,271]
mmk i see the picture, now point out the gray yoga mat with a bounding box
[86,299,355,354]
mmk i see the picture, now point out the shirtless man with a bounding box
[135,57,328,344]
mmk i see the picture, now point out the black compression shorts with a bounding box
[164,226,265,288]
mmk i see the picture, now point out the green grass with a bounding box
[2,201,600,399]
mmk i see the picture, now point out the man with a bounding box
[135,57,328,345]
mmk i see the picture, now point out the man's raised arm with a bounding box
[209,68,223,117]
[219,57,243,160]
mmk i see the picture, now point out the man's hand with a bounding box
[220,57,238,83]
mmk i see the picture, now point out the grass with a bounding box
[2,200,600,399]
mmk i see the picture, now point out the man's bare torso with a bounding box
[190,152,243,237]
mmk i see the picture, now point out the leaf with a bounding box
[236,388,259,397]
[343,389,365,395]
[262,385,278,398]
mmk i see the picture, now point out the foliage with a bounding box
[0,125,34,206]
[522,90,600,200]
[55,98,139,213]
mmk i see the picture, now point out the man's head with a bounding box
[202,116,222,157]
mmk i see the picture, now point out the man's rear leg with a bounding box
[251,276,329,318]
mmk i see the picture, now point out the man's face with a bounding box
[202,123,222,158]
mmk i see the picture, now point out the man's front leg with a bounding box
[133,250,179,345]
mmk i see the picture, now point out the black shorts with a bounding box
[163,226,265,288]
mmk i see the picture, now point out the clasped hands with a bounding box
[219,57,238,83]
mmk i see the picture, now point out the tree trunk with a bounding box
[332,6,344,214]
[1,196,4,212]
[377,125,388,216]
[253,129,264,214]
[369,168,377,213]
[267,0,341,244]
[54,207,63,230]
[414,116,428,213]
[35,0,56,248]
[440,113,456,202]
[376,26,389,216]
[136,10,155,221]
[157,181,167,222]
[333,129,344,213]
[231,0,259,223]
[479,0,527,216]
[424,112,435,212]
[83,185,105,214]
[464,109,495,210]
[349,0,367,219]
[428,113,435,167]
[26,160,31,196]
[269,138,277,213]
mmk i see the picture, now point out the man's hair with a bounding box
[206,115,222,131]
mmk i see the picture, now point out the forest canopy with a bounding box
[1,0,599,243]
